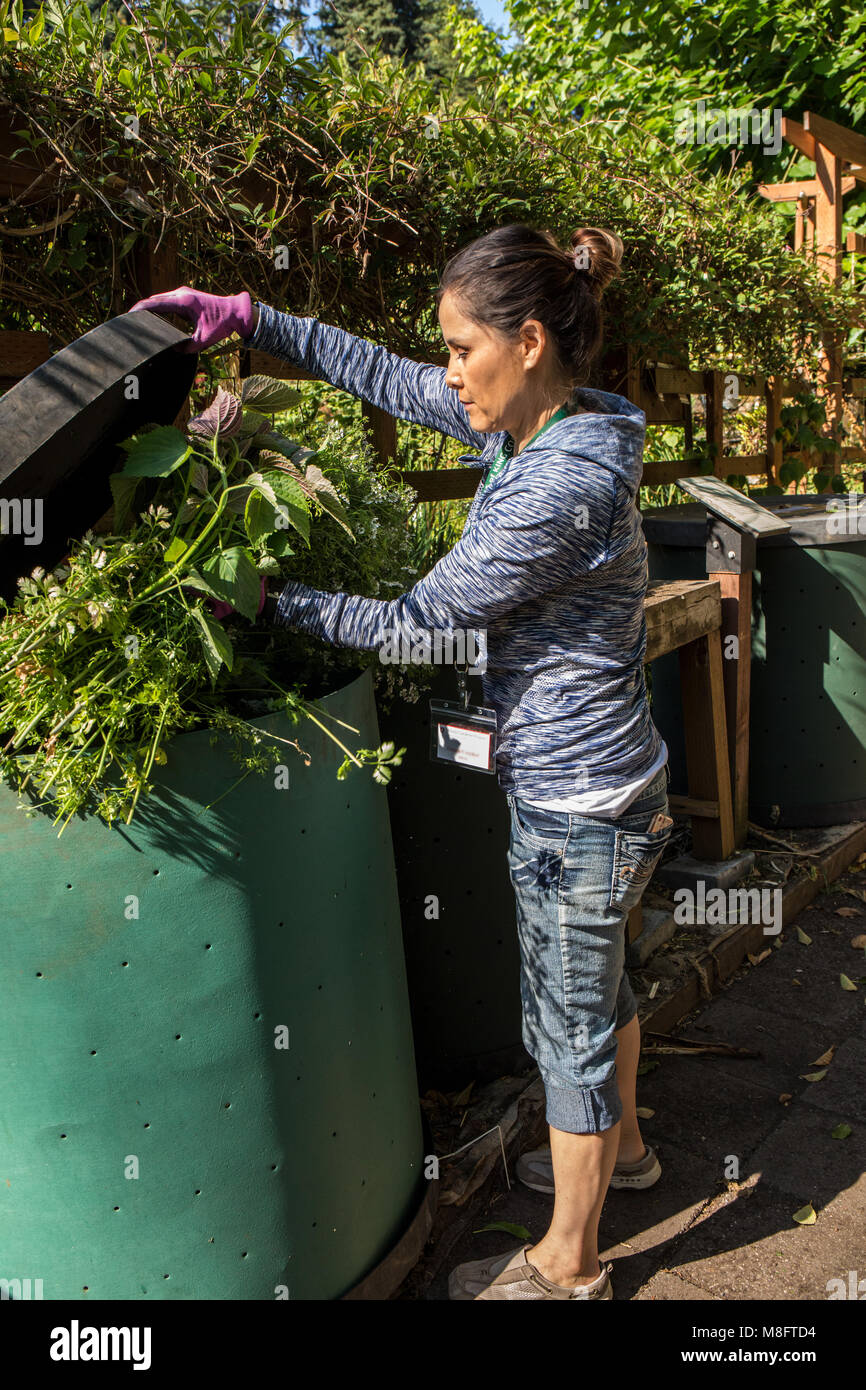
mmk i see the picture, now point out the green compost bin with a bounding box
[381,667,527,1091]
[641,493,866,827]
[0,669,425,1300]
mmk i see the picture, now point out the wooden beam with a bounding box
[644,579,721,663]
[397,467,482,501]
[758,175,855,201]
[781,116,816,162]
[668,794,721,820]
[678,629,736,861]
[847,231,866,254]
[804,111,866,171]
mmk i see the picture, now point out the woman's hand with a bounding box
[128,287,256,353]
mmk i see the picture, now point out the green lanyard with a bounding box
[481,404,571,492]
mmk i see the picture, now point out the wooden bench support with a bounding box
[678,629,736,861]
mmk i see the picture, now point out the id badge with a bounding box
[429,699,498,775]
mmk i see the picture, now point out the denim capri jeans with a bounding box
[505,765,673,1135]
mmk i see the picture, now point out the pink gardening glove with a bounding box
[207,576,268,622]
[128,286,255,353]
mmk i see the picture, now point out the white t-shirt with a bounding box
[521,742,668,819]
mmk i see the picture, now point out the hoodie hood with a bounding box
[520,385,646,495]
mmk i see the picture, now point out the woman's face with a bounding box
[437,289,556,437]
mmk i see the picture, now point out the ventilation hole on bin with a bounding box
[312,1222,317,1228]
[153,869,160,876]
[241,1252,248,1259]
[66,883,72,890]
[113,1206,120,1212]
[332,1131,337,1138]
[121,961,129,968]
[82,1286,89,1292]
[144,1123,150,1129]
[90,1050,97,1056]
[224,1102,231,1109]
[271,1164,278,1171]
[300,828,306,834]
[205,944,211,950]
[346,802,351,809]
[194,1190,201,1196]
[444,948,452,957]
[163,1274,170,1280]
[36,972,43,978]
[361,1179,366,1187]
[60,1134,67,1140]
[317,984,323,991]
[372,1092,377,1098]
[175,1034,182,1041]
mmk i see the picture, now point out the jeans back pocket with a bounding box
[609,817,673,912]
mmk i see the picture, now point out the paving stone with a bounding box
[708,920,866,1032]
[659,1177,866,1300]
[744,1102,865,1204]
[676,996,837,1097]
[632,1268,721,1300]
[633,1056,787,1168]
[598,1140,725,1259]
[799,1037,866,1125]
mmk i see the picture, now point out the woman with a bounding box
[131,223,673,1302]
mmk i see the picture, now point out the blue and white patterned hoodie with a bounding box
[244,304,664,802]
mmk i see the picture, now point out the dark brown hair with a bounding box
[436,224,623,386]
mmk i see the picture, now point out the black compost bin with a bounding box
[642,492,866,827]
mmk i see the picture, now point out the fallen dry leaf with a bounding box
[851,935,866,950]
[748,948,772,966]
[779,1093,793,1104]
[636,1106,655,1119]
[810,1046,836,1067]
[792,1202,817,1225]
[800,1069,827,1082]
[835,907,860,918]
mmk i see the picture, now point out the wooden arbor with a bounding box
[759,111,866,478]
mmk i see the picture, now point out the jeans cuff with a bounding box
[542,1073,623,1134]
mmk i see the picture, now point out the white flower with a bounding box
[92,550,108,569]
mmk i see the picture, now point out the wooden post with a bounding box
[813,138,844,484]
[362,400,398,467]
[764,376,783,486]
[704,370,725,477]
[714,571,752,847]
[678,629,736,861]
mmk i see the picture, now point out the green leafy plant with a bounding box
[774,390,845,493]
[0,375,408,830]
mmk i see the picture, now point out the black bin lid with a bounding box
[0,311,197,601]
[641,491,865,550]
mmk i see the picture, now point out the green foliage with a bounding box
[448,1,866,156]
[0,377,416,829]
[0,0,861,378]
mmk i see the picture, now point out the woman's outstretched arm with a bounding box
[245,303,487,451]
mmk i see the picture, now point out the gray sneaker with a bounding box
[448,1244,614,1300]
[516,1143,661,1195]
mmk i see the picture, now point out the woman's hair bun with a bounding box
[570,227,623,296]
